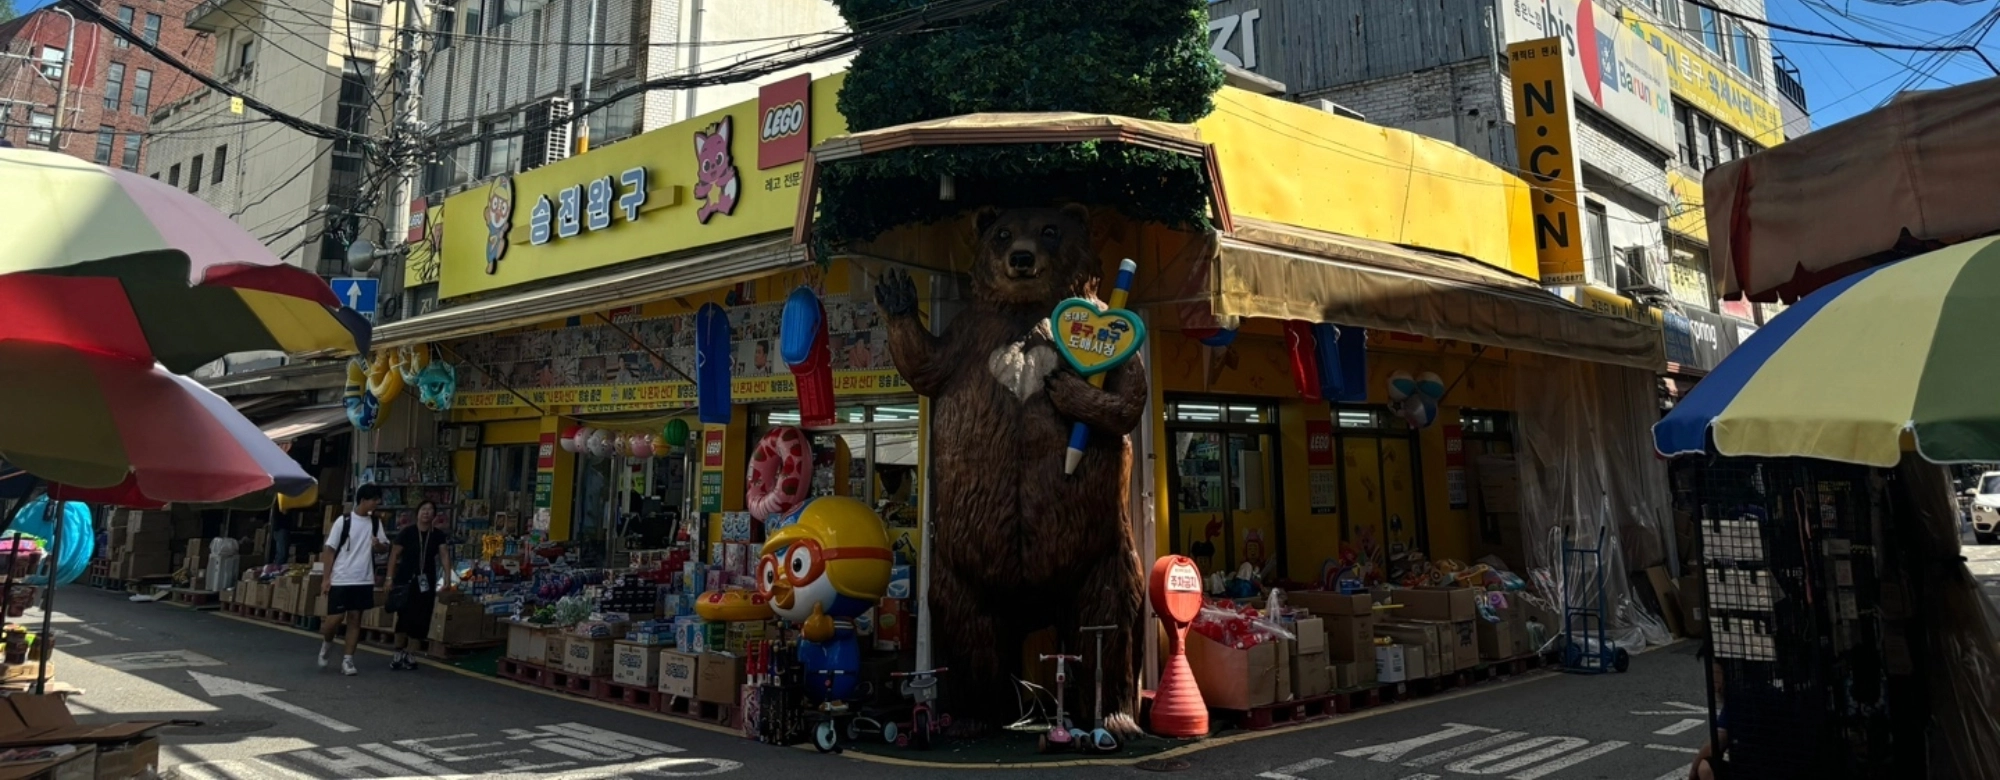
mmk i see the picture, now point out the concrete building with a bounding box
[1204,0,1794,331]
[0,2,212,171]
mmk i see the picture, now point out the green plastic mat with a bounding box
[447,647,504,677]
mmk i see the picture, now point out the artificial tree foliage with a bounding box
[815,0,1225,251]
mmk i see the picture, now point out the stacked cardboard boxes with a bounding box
[118,512,173,580]
[1292,591,1377,689]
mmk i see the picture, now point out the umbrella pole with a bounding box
[32,497,58,695]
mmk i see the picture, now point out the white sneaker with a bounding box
[341,656,358,676]
[318,643,331,668]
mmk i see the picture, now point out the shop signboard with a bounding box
[403,199,444,287]
[1508,38,1590,285]
[439,74,849,299]
[1665,168,1708,242]
[1502,0,1675,152]
[757,74,812,170]
[1566,284,1660,327]
[1667,256,1711,309]
[698,471,723,513]
[1663,307,1744,372]
[1625,12,1784,145]
[1305,420,1334,467]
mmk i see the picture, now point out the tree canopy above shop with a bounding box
[816,0,1226,250]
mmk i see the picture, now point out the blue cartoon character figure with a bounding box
[758,496,893,706]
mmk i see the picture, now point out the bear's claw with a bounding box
[1105,712,1143,739]
[876,268,919,317]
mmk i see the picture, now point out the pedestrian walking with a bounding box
[319,484,390,676]
[386,500,452,670]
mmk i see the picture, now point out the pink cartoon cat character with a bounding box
[693,116,740,223]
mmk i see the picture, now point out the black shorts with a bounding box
[394,588,437,638]
[327,584,374,616]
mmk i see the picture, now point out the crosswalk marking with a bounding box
[1654,718,1707,735]
[1505,740,1630,779]
[1402,732,1529,767]
[1257,758,1334,779]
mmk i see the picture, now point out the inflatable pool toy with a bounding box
[694,588,774,622]
[748,426,813,522]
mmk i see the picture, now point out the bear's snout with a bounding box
[1007,250,1038,275]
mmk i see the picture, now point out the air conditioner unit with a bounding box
[521,98,573,170]
[1616,247,1670,299]
[1306,99,1365,122]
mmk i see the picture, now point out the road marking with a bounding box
[1397,775,1442,780]
[1258,759,1333,779]
[98,650,223,671]
[187,671,358,733]
[1630,701,1707,716]
[78,624,129,641]
[1339,723,1500,763]
[1444,736,1589,774]
[1402,731,1529,766]
[1647,743,1700,754]
[1654,718,1706,735]
[1505,740,1630,779]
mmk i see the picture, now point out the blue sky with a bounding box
[1765,1,1996,128]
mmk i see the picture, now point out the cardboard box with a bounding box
[429,601,490,645]
[658,651,698,698]
[1290,651,1331,698]
[1375,644,1407,683]
[1288,591,1373,616]
[94,735,160,780]
[507,623,548,663]
[1292,617,1326,654]
[124,552,170,578]
[564,637,615,678]
[875,598,912,652]
[1392,587,1476,622]
[613,641,659,688]
[1326,614,1378,664]
[1403,645,1428,681]
[1376,622,1443,674]
[1440,620,1478,671]
[695,653,744,705]
[124,514,171,549]
[545,634,569,667]
[270,578,298,615]
[1677,572,1707,638]
[1477,617,1528,660]
[312,594,328,618]
[1186,633,1278,710]
[1272,639,1293,702]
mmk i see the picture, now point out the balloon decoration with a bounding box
[586,429,614,459]
[664,418,691,448]
[1386,369,1446,429]
[695,303,733,426]
[1284,321,1323,401]
[629,434,654,459]
[415,360,458,412]
[395,344,432,385]
[343,356,380,431]
[560,426,583,453]
[649,433,670,458]
[1284,322,1368,404]
[747,427,813,522]
[781,286,836,428]
[364,353,405,408]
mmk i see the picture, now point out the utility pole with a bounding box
[387,0,425,269]
[45,7,75,152]
[576,0,599,154]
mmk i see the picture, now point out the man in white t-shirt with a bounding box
[318,483,390,675]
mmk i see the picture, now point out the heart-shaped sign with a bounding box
[1050,298,1148,376]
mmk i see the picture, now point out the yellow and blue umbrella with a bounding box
[1655,236,2000,467]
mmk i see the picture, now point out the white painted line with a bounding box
[1646,743,1700,754]
[1506,740,1630,779]
[78,624,129,641]
[1402,731,1529,767]
[1631,701,1706,716]
[1654,718,1707,736]
[98,650,224,671]
[1654,769,1693,780]
[1340,723,1500,763]
[1396,775,1442,780]
[1444,736,1589,774]
[1258,758,1334,779]
[187,671,359,733]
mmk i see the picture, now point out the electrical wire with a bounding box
[1682,0,2000,72]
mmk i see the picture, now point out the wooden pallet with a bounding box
[660,695,739,729]
[419,638,502,661]
[498,658,558,688]
[592,679,664,712]
[546,669,596,696]
[168,589,221,610]
[1223,685,1385,731]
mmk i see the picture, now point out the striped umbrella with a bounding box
[1654,235,2000,467]
[0,149,368,372]
[0,342,314,506]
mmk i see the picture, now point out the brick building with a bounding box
[0,1,212,173]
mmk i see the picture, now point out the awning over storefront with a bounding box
[260,406,348,443]
[372,237,803,348]
[1175,220,1665,370]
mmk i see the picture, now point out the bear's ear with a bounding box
[1061,202,1090,226]
[974,207,1000,236]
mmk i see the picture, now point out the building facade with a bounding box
[0,1,212,172]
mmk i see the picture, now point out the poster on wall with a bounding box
[1443,424,1468,510]
[1308,469,1338,515]
[445,285,905,410]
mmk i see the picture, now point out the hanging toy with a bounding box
[629,434,655,459]
[780,286,836,428]
[395,344,432,385]
[747,427,813,522]
[560,426,584,453]
[343,356,379,431]
[587,429,615,459]
[416,360,458,411]
[664,418,692,449]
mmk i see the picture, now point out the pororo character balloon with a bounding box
[757,496,892,703]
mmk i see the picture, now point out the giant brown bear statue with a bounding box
[875,204,1149,736]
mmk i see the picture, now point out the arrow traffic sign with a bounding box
[188,671,358,733]
[329,277,378,316]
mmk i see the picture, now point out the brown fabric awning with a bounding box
[1142,219,1665,370]
[1706,77,2000,302]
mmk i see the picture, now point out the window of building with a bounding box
[167,163,180,186]
[1716,128,1737,167]
[187,154,204,193]
[462,0,482,40]
[1695,114,1717,170]
[38,47,63,80]
[1733,27,1760,83]
[434,0,457,51]
[122,134,142,170]
[478,116,519,178]
[213,145,228,183]
[142,13,161,45]
[116,6,135,48]
[93,127,114,164]
[485,0,516,31]
[130,68,152,115]
[351,2,382,48]
[1674,103,1694,167]
[1698,6,1722,53]
[238,40,255,71]
[25,113,52,146]
[1586,200,1611,284]
[104,63,125,112]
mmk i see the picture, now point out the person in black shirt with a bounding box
[385,501,452,671]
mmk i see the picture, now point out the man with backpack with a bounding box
[319,484,390,676]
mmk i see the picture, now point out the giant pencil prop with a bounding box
[1050,259,1146,476]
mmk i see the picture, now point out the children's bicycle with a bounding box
[890,666,950,749]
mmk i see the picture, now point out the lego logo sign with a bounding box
[1306,420,1334,467]
[756,73,812,170]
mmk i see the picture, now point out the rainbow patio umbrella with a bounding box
[1654,235,2000,467]
[0,149,369,372]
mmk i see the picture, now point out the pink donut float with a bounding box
[748,426,813,522]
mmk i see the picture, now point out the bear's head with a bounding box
[971,204,1097,305]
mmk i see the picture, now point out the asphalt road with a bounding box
[37,586,1711,779]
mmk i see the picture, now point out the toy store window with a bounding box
[748,402,920,528]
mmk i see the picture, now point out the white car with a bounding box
[1967,472,2000,545]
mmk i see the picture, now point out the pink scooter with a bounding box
[1036,653,1084,753]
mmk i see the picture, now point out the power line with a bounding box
[1683,0,2000,73]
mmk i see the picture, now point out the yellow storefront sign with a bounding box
[440,74,848,298]
[1568,285,1660,326]
[1626,13,1783,145]
[1507,38,1587,285]
[457,370,910,411]
[1665,168,1707,241]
